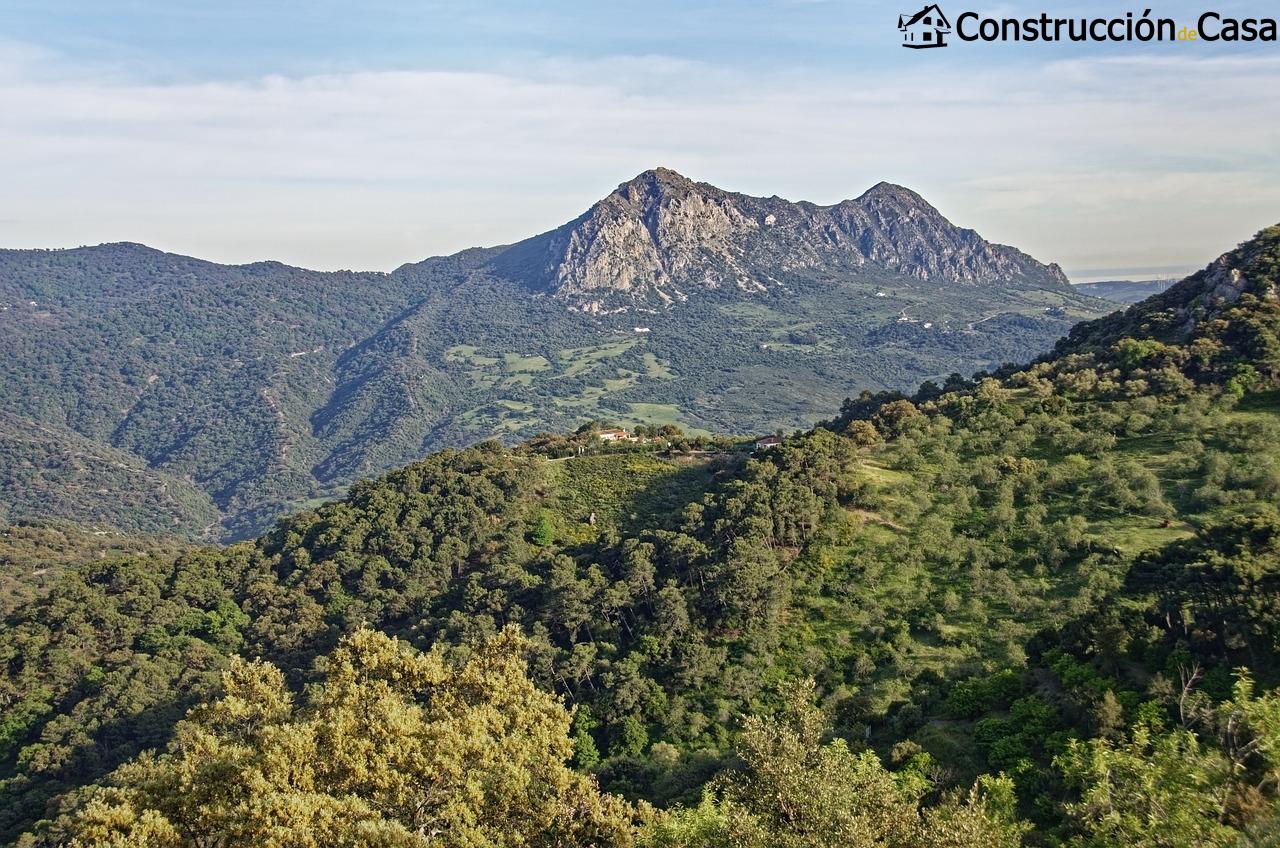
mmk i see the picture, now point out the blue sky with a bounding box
[2,1,1279,278]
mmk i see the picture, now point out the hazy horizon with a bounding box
[3,1,1279,274]
[0,172,1217,288]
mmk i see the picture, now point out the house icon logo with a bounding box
[898,4,951,48]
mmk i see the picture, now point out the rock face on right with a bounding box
[1058,223,1280,356]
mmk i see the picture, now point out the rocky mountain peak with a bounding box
[852,182,948,228]
[856,180,932,207]
[617,167,697,196]
[504,170,1071,312]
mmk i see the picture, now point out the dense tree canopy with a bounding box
[38,628,637,848]
[4,225,1280,846]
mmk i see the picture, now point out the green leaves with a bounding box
[55,628,638,848]
[1054,668,1280,847]
[647,680,1029,848]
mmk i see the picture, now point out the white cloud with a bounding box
[0,44,1277,274]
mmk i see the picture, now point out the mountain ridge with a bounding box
[5,224,1280,847]
[0,170,1110,539]
[4,169,1070,304]
[498,168,1071,312]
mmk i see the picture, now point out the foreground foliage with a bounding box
[647,680,1027,848]
[42,628,634,848]
[37,632,1030,848]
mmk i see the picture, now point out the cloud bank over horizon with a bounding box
[1,4,1279,278]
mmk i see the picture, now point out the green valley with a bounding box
[0,171,1110,541]
[2,225,1280,846]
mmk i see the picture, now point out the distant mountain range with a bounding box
[519,168,1070,310]
[0,169,1111,539]
[1073,278,1178,303]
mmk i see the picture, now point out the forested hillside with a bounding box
[0,523,190,619]
[0,171,1109,541]
[2,226,1279,846]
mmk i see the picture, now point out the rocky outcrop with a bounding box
[1203,255,1251,305]
[1173,237,1278,334]
[1055,223,1280,354]
[514,168,1069,310]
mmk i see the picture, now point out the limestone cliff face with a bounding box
[544,169,761,308]
[522,168,1068,311]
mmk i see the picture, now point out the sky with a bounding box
[1,1,1279,281]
